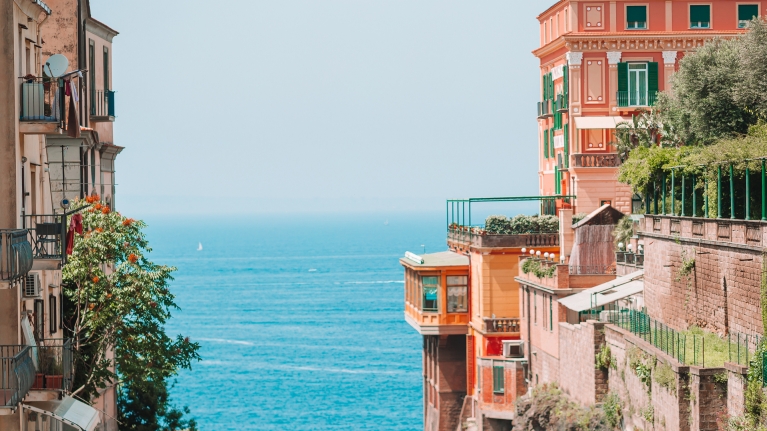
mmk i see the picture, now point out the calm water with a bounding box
[143,213,446,430]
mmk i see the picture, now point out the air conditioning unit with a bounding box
[23,273,41,298]
[502,340,524,358]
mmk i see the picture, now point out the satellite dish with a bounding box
[43,54,69,78]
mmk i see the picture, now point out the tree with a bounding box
[61,196,200,429]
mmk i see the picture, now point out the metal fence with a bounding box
[22,214,67,261]
[91,90,115,118]
[19,77,63,123]
[0,346,35,407]
[0,229,33,281]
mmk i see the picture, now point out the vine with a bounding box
[521,258,557,279]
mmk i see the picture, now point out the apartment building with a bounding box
[0,0,121,430]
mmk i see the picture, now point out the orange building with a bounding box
[536,0,753,216]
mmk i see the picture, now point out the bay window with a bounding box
[421,276,439,312]
[446,276,468,313]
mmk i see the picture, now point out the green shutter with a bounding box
[648,62,659,98]
[550,129,555,158]
[549,73,554,100]
[627,6,647,23]
[544,129,549,159]
[563,65,569,98]
[690,5,710,23]
[493,366,504,393]
[739,4,759,21]
[543,74,547,100]
[617,62,628,92]
[554,166,559,194]
[564,123,569,168]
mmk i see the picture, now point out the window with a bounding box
[626,5,647,29]
[493,364,505,394]
[422,276,439,312]
[617,62,659,107]
[89,40,95,115]
[49,294,57,335]
[103,47,110,90]
[549,295,553,330]
[690,5,711,28]
[738,4,759,28]
[447,276,468,312]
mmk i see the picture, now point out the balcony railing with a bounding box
[0,346,35,407]
[91,90,115,119]
[616,251,644,267]
[537,100,552,119]
[483,317,521,333]
[616,91,657,108]
[572,153,621,168]
[33,339,73,392]
[555,93,568,112]
[448,227,559,248]
[19,77,63,123]
[568,265,617,275]
[22,214,67,261]
[0,230,33,281]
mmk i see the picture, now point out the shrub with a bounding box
[485,214,559,235]
[513,383,617,431]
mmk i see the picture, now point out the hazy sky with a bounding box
[89,1,545,216]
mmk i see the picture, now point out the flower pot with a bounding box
[45,375,63,390]
[32,373,44,390]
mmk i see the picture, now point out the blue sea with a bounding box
[143,213,446,430]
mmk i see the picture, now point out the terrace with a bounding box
[22,214,67,266]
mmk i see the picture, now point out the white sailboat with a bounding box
[197,242,203,251]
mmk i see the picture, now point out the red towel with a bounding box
[66,214,83,255]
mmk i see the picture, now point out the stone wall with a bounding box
[689,368,728,431]
[529,345,559,387]
[437,335,467,431]
[558,320,608,405]
[725,362,749,418]
[641,217,765,336]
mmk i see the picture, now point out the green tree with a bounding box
[62,197,200,429]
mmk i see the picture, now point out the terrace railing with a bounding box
[572,153,621,168]
[537,100,552,119]
[616,91,657,108]
[0,346,35,407]
[91,90,116,119]
[483,318,521,334]
[22,214,67,261]
[0,230,33,281]
[19,77,63,123]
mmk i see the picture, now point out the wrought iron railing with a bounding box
[0,345,35,407]
[91,90,115,118]
[572,153,621,168]
[483,318,521,333]
[0,230,33,281]
[19,77,63,123]
[537,100,552,119]
[33,339,73,392]
[616,91,657,108]
[22,214,67,261]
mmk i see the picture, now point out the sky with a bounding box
[89,1,546,216]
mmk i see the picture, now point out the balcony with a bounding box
[642,215,767,247]
[572,153,621,168]
[23,214,67,265]
[19,77,63,123]
[0,346,35,407]
[537,100,552,119]
[91,90,116,122]
[448,226,559,250]
[516,257,617,291]
[555,93,568,112]
[616,91,657,108]
[483,318,521,334]
[32,339,74,392]
[0,229,33,282]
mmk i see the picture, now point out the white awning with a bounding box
[558,270,644,312]
[24,396,101,431]
[573,116,631,129]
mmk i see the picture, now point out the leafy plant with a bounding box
[595,344,612,370]
[653,360,677,395]
[62,197,200,429]
[484,214,558,235]
[641,405,655,424]
[613,217,634,250]
[521,258,557,279]
[572,212,588,225]
[602,392,623,429]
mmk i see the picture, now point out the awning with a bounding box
[573,116,631,129]
[24,396,100,431]
[558,270,644,312]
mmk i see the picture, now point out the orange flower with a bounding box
[128,253,138,263]
[88,208,95,213]
[92,276,100,283]
[95,228,103,233]
[122,218,134,226]
[102,206,110,214]
[106,293,113,299]
[88,304,95,310]
[94,203,102,210]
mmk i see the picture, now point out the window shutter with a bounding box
[554,166,559,194]
[542,74,547,100]
[564,124,569,168]
[690,5,710,23]
[544,129,549,159]
[739,5,759,21]
[549,73,554,100]
[563,65,569,97]
[627,6,647,23]
[617,62,628,93]
[648,62,659,95]
[550,129,555,158]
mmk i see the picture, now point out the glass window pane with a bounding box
[626,6,647,26]
[447,286,467,312]
[690,5,710,27]
[422,276,439,286]
[447,276,467,286]
[423,286,438,311]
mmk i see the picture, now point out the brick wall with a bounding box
[689,368,728,431]
[642,228,764,336]
[529,345,559,387]
[558,320,607,405]
[725,363,748,418]
[477,358,525,415]
[436,335,467,431]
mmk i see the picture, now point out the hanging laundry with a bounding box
[66,213,83,255]
[66,93,80,138]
